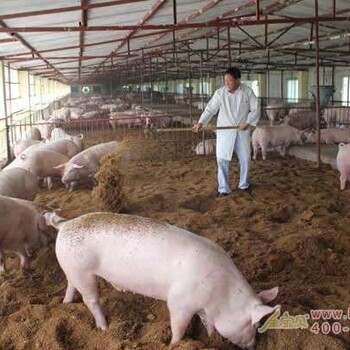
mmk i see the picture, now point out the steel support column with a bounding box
[315,0,321,168]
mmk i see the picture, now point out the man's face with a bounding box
[224,73,240,93]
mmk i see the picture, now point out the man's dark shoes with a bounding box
[216,192,230,197]
[238,185,252,192]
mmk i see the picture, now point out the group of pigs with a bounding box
[3,126,119,192]
[0,127,281,349]
[195,121,350,191]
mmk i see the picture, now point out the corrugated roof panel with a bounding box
[4,10,80,28]
[0,42,30,56]
[88,1,154,26]
[0,0,77,16]
[18,32,79,49]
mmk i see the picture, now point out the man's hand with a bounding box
[192,123,203,133]
[238,122,250,131]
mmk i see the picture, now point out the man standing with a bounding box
[193,67,260,197]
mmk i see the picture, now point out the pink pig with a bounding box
[337,142,350,190]
[252,125,305,160]
[46,212,279,349]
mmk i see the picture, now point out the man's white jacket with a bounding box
[198,84,260,160]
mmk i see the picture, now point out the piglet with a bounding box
[47,212,279,349]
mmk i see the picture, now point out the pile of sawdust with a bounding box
[93,154,126,212]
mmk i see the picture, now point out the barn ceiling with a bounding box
[0,0,349,84]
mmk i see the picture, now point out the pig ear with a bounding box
[72,163,84,169]
[251,304,281,326]
[258,286,279,304]
[53,163,66,170]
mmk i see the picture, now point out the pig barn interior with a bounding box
[1,1,350,349]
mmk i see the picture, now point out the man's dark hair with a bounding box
[225,67,241,79]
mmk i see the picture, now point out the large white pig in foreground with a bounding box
[252,125,305,160]
[54,141,120,191]
[336,142,350,190]
[48,212,279,349]
[0,195,47,272]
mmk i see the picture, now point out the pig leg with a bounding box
[340,171,349,190]
[279,144,288,157]
[63,280,77,303]
[167,289,197,344]
[198,310,214,336]
[252,141,258,160]
[261,142,268,160]
[16,247,29,271]
[69,181,79,192]
[64,272,108,330]
[46,177,53,190]
[168,305,195,344]
[0,250,5,272]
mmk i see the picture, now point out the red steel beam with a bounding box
[96,0,166,70]
[79,0,89,80]
[3,28,174,58]
[0,20,67,82]
[147,0,225,47]
[0,0,147,20]
[0,16,348,32]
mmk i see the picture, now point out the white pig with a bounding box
[4,149,69,189]
[22,127,41,141]
[13,140,42,157]
[30,139,80,159]
[336,142,350,190]
[54,141,119,191]
[0,195,47,272]
[49,212,279,349]
[252,125,305,160]
[306,128,350,144]
[50,128,84,151]
[194,139,216,155]
[0,168,39,200]
[265,101,287,126]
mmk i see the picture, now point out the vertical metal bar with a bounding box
[315,0,321,168]
[256,0,260,20]
[200,51,204,110]
[110,56,113,96]
[281,70,284,100]
[173,0,177,24]
[28,72,32,126]
[164,56,168,114]
[331,66,335,105]
[347,71,350,107]
[149,57,153,108]
[1,62,10,162]
[266,69,270,100]
[141,50,144,107]
[265,15,268,47]
[206,37,209,61]
[188,51,193,124]
[227,26,231,66]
